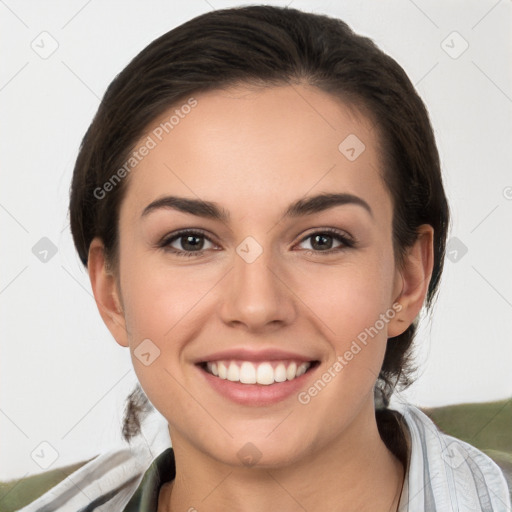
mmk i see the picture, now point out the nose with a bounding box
[219,242,297,332]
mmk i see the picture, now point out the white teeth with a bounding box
[227,362,239,382]
[207,362,219,376]
[286,362,297,381]
[274,363,287,382]
[256,363,275,385]
[239,361,256,384]
[296,363,308,377]
[218,361,227,379]
[204,360,312,385]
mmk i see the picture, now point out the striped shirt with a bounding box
[19,403,511,511]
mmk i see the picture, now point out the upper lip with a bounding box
[195,348,318,364]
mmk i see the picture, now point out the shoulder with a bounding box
[0,458,91,512]
[11,444,154,512]
[419,399,512,493]
[394,401,512,511]
[6,407,173,511]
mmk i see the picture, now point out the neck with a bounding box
[159,401,405,512]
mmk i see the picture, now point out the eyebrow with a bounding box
[141,192,373,221]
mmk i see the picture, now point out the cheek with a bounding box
[118,248,224,405]
[295,255,395,343]
[118,255,212,415]
[291,250,396,396]
[121,257,211,342]
[290,256,396,428]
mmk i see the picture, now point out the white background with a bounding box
[1,0,511,481]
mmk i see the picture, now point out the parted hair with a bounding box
[69,5,449,465]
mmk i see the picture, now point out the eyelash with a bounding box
[158,228,356,258]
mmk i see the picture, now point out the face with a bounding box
[104,84,409,467]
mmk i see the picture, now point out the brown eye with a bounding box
[173,234,205,251]
[160,229,217,257]
[310,233,335,251]
[297,229,354,253]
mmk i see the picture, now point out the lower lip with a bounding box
[197,364,318,406]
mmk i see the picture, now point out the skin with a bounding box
[88,83,433,512]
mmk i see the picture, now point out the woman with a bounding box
[21,5,511,512]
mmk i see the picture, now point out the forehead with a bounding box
[120,84,391,222]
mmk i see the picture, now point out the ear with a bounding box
[87,237,129,347]
[387,224,434,338]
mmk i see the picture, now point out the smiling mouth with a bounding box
[199,359,319,385]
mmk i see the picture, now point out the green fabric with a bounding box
[422,398,512,492]
[122,448,175,511]
[422,398,512,455]
[0,459,95,512]
[2,399,511,512]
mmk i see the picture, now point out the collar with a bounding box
[122,447,175,511]
[122,404,511,512]
[394,403,511,511]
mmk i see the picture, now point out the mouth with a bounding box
[194,348,321,405]
[198,359,319,385]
